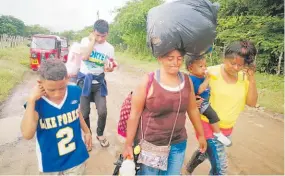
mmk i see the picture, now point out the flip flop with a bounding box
[96,136,110,147]
[87,146,92,152]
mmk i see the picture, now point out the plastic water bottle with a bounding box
[119,157,136,176]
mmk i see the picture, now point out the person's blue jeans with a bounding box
[207,138,227,175]
[187,137,228,175]
[138,140,187,175]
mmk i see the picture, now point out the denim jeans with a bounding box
[207,138,227,175]
[187,137,228,175]
[78,81,107,136]
[138,140,187,175]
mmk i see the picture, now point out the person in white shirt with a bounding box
[78,19,116,148]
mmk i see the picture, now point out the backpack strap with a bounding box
[146,72,154,94]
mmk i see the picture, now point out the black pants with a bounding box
[79,81,107,136]
[202,105,220,124]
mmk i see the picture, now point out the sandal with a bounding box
[87,146,92,152]
[96,136,110,147]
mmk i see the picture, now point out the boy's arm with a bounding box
[21,99,39,140]
[197,76,210,95]
[78,108,92,150]
[80,34,96,60]
[187,78,207,153]
[78,109,91,135]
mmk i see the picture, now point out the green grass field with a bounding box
[116,51,284,114]
[0,46,29,102]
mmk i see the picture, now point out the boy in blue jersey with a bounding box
[21,59,92,175]
[185,55,232,147]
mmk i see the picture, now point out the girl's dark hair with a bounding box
[224,40,257,65]
[161,48,186,58]
[177,48,186,57]
[94,19,109,34]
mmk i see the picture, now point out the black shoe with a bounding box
[186,150,207,174]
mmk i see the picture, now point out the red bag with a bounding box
[118,72,155,138]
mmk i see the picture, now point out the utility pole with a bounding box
[97,10,100,20]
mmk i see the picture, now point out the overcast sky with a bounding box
[0,0,130,32]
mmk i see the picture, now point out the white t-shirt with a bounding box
[80,37,115,83]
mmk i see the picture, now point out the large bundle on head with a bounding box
[147,0,219,57]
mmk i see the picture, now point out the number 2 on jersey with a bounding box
[56,127,76,156]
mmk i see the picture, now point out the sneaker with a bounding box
[213,132,232,147]
[186,150,207,174]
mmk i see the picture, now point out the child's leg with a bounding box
[210,122,221,133]
[39,171,60,175]
[62,162,86,175]
[202,105,232,147]
[201,104,220,125]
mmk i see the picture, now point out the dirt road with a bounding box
[0,65,283,175]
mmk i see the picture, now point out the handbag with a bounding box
[137,72,183,171]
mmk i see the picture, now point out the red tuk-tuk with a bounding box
[28,34,62,71]
[60,37,69,63]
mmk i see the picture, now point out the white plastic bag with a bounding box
[66,42,82,76]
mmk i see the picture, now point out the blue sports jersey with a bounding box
[25,85,89,172]
[189,75,210,101]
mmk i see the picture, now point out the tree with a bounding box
[0,23,17,36]
[211,0,284,17]
[73,26,93,42]
[0,15,25,36]
[59,30,76,41]
[208,0,284,74]
[109,0,163,55]
[24,24,51,37]
[215,15,284,74]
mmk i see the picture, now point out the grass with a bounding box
[116,51,284,114]
[115,51,159,72]
[254,73,284,114]
[0,46,30,102]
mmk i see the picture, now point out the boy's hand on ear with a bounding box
[29,81,46,101]
[88,32,97,43]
